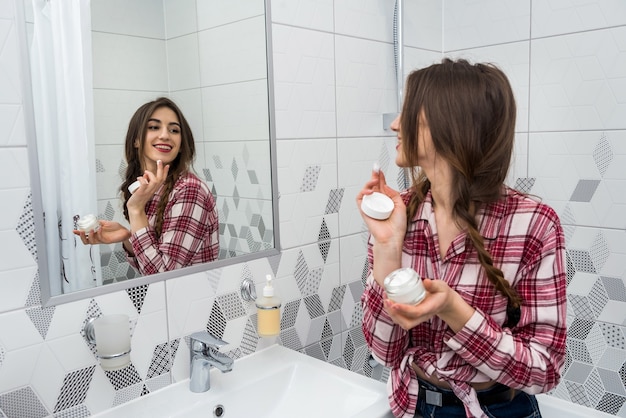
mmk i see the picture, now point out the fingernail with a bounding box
[157,160,162,165]
[373,162,380,173]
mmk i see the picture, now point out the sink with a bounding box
[92,344,393,418]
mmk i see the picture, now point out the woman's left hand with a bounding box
[384,279,474,332]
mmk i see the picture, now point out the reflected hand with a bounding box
[127,160,170,212]
[73,220,131,245]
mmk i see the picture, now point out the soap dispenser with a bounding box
[256,274,281,337]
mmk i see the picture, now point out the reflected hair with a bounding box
[121,97,196,237]
[402,58,522,312]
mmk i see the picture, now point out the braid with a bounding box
[460,205,521,309]
[154,178,175,239]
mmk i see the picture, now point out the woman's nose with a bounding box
[390,114,400,132]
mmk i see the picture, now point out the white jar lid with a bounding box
[361,192,394,220]
[128,180,141,194]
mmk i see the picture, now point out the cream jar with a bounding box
[77,214,100,234]
[383,268,425,305]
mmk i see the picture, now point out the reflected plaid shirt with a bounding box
[128,172,219,275]
[361,187,567,418]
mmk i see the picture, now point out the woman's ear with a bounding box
[134,139,140,148]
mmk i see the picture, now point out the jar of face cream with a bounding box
[383,268,426,305]
[77,214,100,234]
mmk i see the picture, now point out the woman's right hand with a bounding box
[73,220,132,246]
[356,168,407,246]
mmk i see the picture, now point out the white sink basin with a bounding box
[92,344,393,418]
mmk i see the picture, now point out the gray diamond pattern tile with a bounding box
[597,392,626,415]
[570,179,600,202]
[600,323,626,350]
[25,306,55,340]
[584,368,604,407]
[0,387,48,418]
[299,165,321,192]
[593,133,613,177]
[325,188,344,214]
[303,294,325,319]
[569,249,597,274]
[603,277,626,302]
[514,177,535,194]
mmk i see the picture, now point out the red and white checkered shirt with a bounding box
[362,187,567,418]
[128,172,219,275]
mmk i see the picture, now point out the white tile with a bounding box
[444,0,530,51]
[92,33,168,91]
[196,0,264,31]
[0,18,21,104]
[0,0,14,19]
[163,0,197,38]
[0,104,25,146]
[131,310,168,379]
[403,0,442,51]
[0,266,36,313]
[45,298,90,340]
[166,33,201,91]
[198,16,267,87]
[91,0,165,39]
[532,0,626,39]
[0,187,30,230]
[45,333,96,374]
[0,230,36,272]
[335,36,397,137]
[201,80,270,141]
[0,310,42,350]
[165,271,216,340]
[169,89,204,145]
[339,235,368,288]
[0,344,43,393]
[0,148,29,189]
[403,48,442,77]
[529,27,626,132]
[95,143,124,201]
[272,24,336,139]
[93,89,165,146]
[445,41,530,132]
[334,0,395,43]
[271,0,333,32]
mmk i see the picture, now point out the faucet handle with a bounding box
[189,331,228,350]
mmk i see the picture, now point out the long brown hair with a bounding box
[121,97,196,238]
[402,58,521,311]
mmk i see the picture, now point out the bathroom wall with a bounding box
[0,1,625,418]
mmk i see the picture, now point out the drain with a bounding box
[213,404,225,417]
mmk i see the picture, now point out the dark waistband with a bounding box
[417,378,518,407]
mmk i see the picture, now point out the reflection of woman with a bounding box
[358,59,566,417]
[75,97,219,275]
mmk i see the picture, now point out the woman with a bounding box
[76,97,219,275]
[358,59,566,418]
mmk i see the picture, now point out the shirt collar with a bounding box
[409,188,508,240]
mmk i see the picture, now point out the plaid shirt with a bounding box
[128,172,219,275]
[361,187,567,418]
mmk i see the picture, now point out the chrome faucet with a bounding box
[189,331,234,393]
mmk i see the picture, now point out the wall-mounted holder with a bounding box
[383,112,398,131]
[84,314,131,371]
[240,277,257,302]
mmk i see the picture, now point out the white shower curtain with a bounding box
[31,0,102,294]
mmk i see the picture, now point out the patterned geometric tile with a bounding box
[299,165,321,192]
[216,292,247,321]
[570,179,600,202]
[325,188,344,214]
[126,285,148,314]
[514,177,536,194]
[317,219,331,263]
[603,277,626,302]
[25,306,55,340]
[104,364,142,391]
[16,193,37,260]
[593,133,613,177]
[53,366,95,413]
[303,294,325,319]
[0,387,48,418]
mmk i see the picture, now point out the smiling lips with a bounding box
[154,144,172,153]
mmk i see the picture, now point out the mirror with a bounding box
[21,0,279,305]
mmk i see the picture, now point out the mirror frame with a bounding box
[16,0,280,307]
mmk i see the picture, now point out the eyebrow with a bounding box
[148,118,181,127]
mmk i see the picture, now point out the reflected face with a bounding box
[137,106,182,172]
